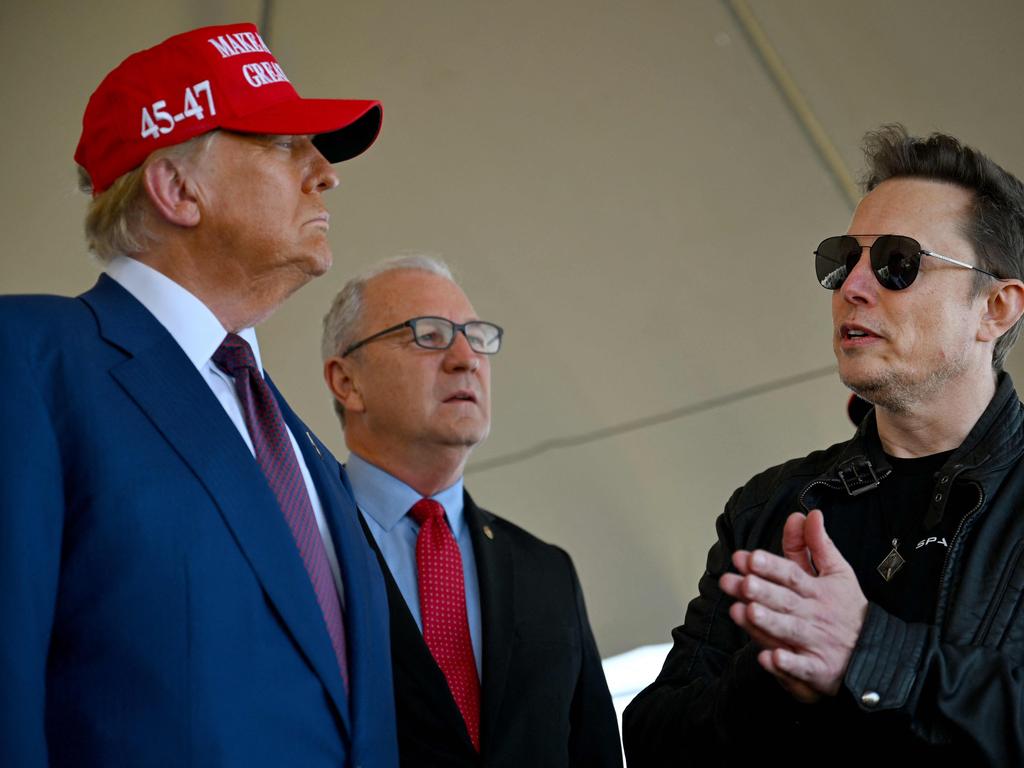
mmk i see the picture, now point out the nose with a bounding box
[443,331,481,373]
[305,145,340,193]
[838,243,877,306]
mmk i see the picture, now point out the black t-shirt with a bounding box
[812,450,973,760]
[827,450,962,624]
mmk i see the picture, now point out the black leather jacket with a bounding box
[624,374,1024,767]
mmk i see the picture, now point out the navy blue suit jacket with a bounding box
[0,275,398,767]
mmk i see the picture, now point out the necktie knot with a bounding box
[410,498,446,526]
[212,333,258,377]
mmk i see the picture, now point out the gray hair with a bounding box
[321,254,455,424]
[79,131,219,262]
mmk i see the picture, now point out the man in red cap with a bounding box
[0,23,397,768]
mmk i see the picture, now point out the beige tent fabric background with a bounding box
[3,0,1024,656]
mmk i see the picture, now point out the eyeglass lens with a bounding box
[815,235,922,291]
[412,317,502,354]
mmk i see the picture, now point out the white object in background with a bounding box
[601,643,672,759]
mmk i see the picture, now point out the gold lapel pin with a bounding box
[482,525,494,540]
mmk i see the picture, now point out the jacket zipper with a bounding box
[798,479,841,511]
[797,468,893,512]
[934,481,984,629]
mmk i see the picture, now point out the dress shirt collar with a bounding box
[346,452,465,536]
[105,255,262,372]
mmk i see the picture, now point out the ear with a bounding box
[324,356,366,415]
[978,279,1024,344]
[141,156,201,228]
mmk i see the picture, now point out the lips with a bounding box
[307,211,330,228]
[444,389,478,404]
[838,322,884,346]
[839,321,880,339]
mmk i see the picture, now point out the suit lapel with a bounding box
[272,386,359,732]
[273,390,404,737]
[81,276,351,732]
[465,492,514,753]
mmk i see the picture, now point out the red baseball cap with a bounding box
[75,22,382,194]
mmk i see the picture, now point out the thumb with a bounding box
[781,511,815,575]
[803,508,845,574]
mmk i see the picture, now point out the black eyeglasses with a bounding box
[341,316,504,357]
[814,234,1004,291]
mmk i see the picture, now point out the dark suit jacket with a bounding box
[0,276,398,768]
[357,484,622,767]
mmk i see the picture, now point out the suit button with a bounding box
[861,691,880,707]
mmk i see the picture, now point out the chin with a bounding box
[840,370,914,416]
[441,424,490,448]
[305,249,333,277]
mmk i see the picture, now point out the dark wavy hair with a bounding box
[861,124,1024,370]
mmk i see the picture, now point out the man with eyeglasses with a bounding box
[624,125,1024,765]
[321,256,622,766]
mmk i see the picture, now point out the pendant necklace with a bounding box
[877,538,906,582]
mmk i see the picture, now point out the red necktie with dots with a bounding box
[212,333,348,689]
[410,498,481,751]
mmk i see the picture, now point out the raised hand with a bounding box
[719,509,867,701]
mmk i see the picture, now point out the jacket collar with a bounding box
[464,492,514,755]
[801,373,1024,525]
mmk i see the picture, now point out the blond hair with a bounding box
[78,131,219,262]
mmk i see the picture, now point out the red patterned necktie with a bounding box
[410,498,481,751]
[212,333,348,689]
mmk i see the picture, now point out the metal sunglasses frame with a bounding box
[815,234,1004,290]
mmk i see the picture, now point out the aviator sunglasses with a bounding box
[814,234,1003,291]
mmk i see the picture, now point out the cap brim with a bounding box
[220,99,382,162]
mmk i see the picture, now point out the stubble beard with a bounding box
[840,347,972,417]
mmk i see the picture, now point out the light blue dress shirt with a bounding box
[346,452,482,677]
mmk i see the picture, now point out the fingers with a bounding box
[727,601,786,650]
[745,549,815,596]
[720,570,802,614]
[764,646,842,697]
[731,548,813,595]
[757,649,823,703]
[735,598,814,649]
[731,549,753,575]
[723,510,863,700]
[781,511,816,576]
[802,509,846,575]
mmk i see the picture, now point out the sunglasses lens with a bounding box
[815,236,861,289]
[871,235,921,290]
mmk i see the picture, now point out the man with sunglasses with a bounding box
[321,256,621,766]
[624,125,1024,765]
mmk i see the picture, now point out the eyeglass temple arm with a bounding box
[341,320,412,357]
[922,250,1004,280]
